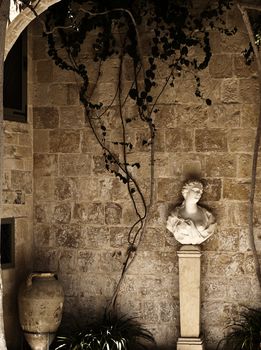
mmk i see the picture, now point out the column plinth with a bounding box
[177,245,204,350]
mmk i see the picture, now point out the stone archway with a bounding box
[5,0,61,58]
[0,1,61,348]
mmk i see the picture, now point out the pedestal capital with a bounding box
[177,244,202,258]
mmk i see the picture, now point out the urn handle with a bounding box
[26,272,57,287]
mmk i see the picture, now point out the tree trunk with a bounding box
[0,0,10,348]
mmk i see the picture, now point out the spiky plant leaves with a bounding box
[54,313,155,350]
[217,307,261,350]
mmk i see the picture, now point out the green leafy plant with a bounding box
[54,313,156,350]
[217,307,261,350]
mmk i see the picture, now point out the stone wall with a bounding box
[2,29,34,349]
[30,5,261,350]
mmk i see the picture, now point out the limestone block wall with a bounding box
[2,29,34,350]
[31,6,260,350]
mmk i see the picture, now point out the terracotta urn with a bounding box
[18,272,64,350]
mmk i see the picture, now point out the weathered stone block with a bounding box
[54,177,77,201]
[53,65,77,83]
[147,202,169,227]
[110,227,129,248]
[157,178,182,202]
[201,178,222,202]
[105,202,122,225]
[239,78,260,104]
[34,154,58,176]
[50,83,79,106]
[241,104,259,127]
[33,107,59,129]
[205,154,236,177]
[60,106,85,129]
[59,154,91,176]
[228,128,255,152]
[11,170,32,194]
[76,177,108,201]
[73,203,88,222]
[208,253,244,276]
[49,129,80,153]
[4,145,32,159]
[135,129,165,152]
[31,83,51,106]
[79,273,117,297]
[139,227,165,251]
[34,224,55,247]
[3,120,29,134]
[237,154,252,178]
[200,78,221,104]
[99,58,120,82]
[91,82,118,106]
[227,202,249,227]
[36,60,53,83]
[234,55,257,78]
[207,104,240,128]
[165,128,193,152]
[195,129,227,152]
[153,104,177,129]
[223,179,249,200]
[175,79,201,104]
[81,128,102,153]
[141,301,159,323]
[128,251,178,275]
[92,155,109,175]
[202,277,228,300]
[211,30,249,54]
[19,133,33,147]
[34,203,51,223]
[209,54,233,78]
[244,253,256,275]
[174,104,209,128]
[110,178,129,201]
[55,223,83,248]
[99,250,123,273]
[3,131,18,145]
[33,130,49,153]
[226,276,254,301]
[34,176,54,201]
[58,249,77,274]
[32,39,48,60]
[77,250,96,272]
[221,79,239,103]
[160,300,179,322]
[88,203,105,224]
[59,275,79,298]
[33,248,58,272]
[207,228,239,252]
[53,203,71,223]
[239,228,252,252]
[82,226,110,248]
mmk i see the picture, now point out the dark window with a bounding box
[1,218,15,269]
[4,30,27,122]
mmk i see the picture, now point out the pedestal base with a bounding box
[177,337,204,350]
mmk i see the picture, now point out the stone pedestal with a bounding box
[177,245,204,350]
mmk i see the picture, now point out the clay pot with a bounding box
[18,272,64,350]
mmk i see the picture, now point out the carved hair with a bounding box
[181,180,203,198]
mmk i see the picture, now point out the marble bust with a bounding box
[166,180,216,245]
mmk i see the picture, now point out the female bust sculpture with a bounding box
[166,180,216,245]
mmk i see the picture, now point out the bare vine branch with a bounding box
[237,2,261,290]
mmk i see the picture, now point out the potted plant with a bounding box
[217,307,261,350]
[53,312,156,350]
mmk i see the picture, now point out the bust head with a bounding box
[181,180,203,204]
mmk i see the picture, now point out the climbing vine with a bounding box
[41,0,238,308]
